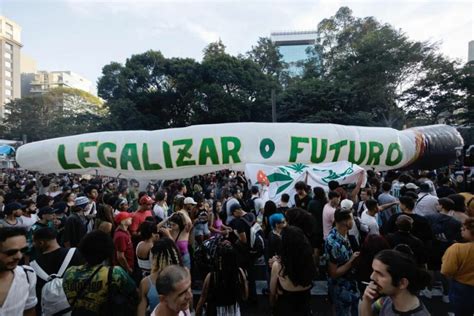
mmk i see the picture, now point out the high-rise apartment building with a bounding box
[29,70,95,95]
[0,16,22,118]
[20,53,37,97]
[270,30,318,76]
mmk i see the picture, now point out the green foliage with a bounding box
[0,88,104,142]
[3,7,468,143]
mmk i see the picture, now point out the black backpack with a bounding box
[194,236,223,272]
[219,200,229,224]
[246,197,258,214]
[104,267,138,316]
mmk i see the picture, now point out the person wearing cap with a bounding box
[31,206,56,234]
[83,185,98,233]
[228,203,258,301]
[130,195,154,237]
[53,202,68,246]
[382,196,434,251]
[114,212,135,274]
[413,183,438,217]
[20,200,38,231]
[0,202,26,228]
[63,197,89,248]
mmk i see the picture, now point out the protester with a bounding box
[270,226,315,316]
[131,195,154,237]
[63,230,137,315]
[0,227,37,315]
[137,237,184,316]
[325,208,360,316]
[153,265,193,316]
[414,183,439,217]
[294,181,310,210]
[322,191,341,239]
[30,227,83,315]
[114,211,135,275]
[196,240,248,316]
[360,249,431,316]
[441,218,474,315]
[63,197,88,248]
[136,221,159,276]
[0,202,25,228]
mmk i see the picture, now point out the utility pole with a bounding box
[271,89,277,122]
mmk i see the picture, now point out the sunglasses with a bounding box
[0,246,29,257]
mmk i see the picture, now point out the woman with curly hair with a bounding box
[137,237,183,316]
[270,226,316,316]
[196,240,248,316]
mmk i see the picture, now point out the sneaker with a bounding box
[442,295,450,303]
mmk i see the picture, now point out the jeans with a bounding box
[449,279,474,316]
[328,281,359,316]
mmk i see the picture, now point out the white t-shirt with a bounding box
[0,266,37,315]
[414,193,438,217]
[20,214,38,229]
[153,204,167,220]
[360,210,379,235]
[322,203,337,239]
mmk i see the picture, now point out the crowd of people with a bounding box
[0,168,473,316]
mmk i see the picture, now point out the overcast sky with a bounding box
[3,0,473,90]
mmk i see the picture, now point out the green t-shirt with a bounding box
[63,264,136,315]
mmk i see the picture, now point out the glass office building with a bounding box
[271,31,318,76]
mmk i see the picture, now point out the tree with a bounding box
[247,37,285,77]
[0,88,104,141]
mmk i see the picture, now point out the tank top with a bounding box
[146,275,160,312]
[212,218,223,237]
[273,277,312,316]
[136,241,152,275]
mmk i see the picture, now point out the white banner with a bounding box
[15,123,459,180]
[245,161,366,204]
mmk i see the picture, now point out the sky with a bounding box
[2,0,473,92]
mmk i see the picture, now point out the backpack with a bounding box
[241,217,265,260]
[194,236,223,272]
[246,197,258,214]
[105,267,138,316]
[219,200,229,224]
[30,248,76,316]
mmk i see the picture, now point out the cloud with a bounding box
[184,21,220,44]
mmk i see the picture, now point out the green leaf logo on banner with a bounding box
[312,165,354,183]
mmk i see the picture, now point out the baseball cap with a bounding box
[419,183,431,193]
[230,203,242,214]
[4,202,25,215]
[139,195,155,205]
[340,199,354,210]
[53,202,68,214]
[115,212,133,224]
[405,183,419,190]
[38,206,55,218]
[75,196,89,208]
[184,197,197,205]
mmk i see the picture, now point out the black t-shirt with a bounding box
[386,231,427,264]
[267,231,282,258]
[382,213,434,244]
[229,214,252,247]
[294,194,311,210]
[63,213,87,247]
[436,186,456,199]
[34,247,84,313]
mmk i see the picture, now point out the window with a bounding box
[4,52,12,60]
[5,89,11,96]
[5,70,12,78]
[6,23,13,38]
[5,80,12,87]
[5,43,13,51]
[5,61,12,69]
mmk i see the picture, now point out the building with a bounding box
[0,16,22,118]
[29,70,95,95]
[20,53,37,97]
[270,30,318,76]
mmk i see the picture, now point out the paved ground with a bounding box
[193,276,452,315]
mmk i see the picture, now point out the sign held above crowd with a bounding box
[15,123,463,180]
